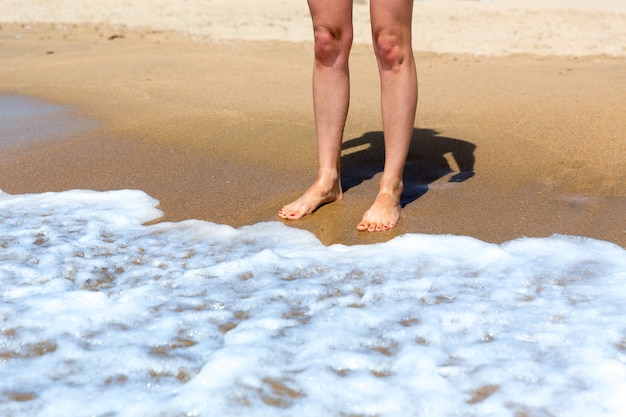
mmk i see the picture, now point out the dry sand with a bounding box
[0,1,625,247]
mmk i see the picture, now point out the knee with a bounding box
[313,25,352,67]
[373,31,409,70]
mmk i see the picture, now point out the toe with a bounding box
[278,206,294,219]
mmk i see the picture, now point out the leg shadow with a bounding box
[341,128,476,207]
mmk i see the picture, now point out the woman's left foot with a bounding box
[356,186,402,232]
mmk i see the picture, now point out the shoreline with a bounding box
[1,22,624,247]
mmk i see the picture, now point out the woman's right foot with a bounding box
[278,174,342,220]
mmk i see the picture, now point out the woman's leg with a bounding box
[357,0,417,232]
[278,0,353,220]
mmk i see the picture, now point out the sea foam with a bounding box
[1,189,625,416]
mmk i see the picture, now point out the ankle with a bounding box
[316,168,341,189]
[379,176,403,196]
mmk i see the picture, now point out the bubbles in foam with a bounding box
[1,189,625,416]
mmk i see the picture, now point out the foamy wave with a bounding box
[1,189,625,416]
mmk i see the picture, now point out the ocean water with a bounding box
[0,96,96,151]
[1,188,625,417]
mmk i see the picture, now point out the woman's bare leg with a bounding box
[357,0,417,232]
[279,0,353,220]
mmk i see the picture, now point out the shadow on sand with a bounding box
[341,128,476,207]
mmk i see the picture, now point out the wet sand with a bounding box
[0,22,624,247]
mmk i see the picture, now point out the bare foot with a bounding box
[279,175,342,220]
[356,182,402,232]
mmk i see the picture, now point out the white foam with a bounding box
[1,189,625,416]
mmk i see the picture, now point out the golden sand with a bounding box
[1,18,624,246]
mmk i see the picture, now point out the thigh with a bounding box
[307,0,353,33]
[369,0,414,39]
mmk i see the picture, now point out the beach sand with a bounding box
[1,1,625,247]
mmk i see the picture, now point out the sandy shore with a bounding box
[1,1,625,247]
